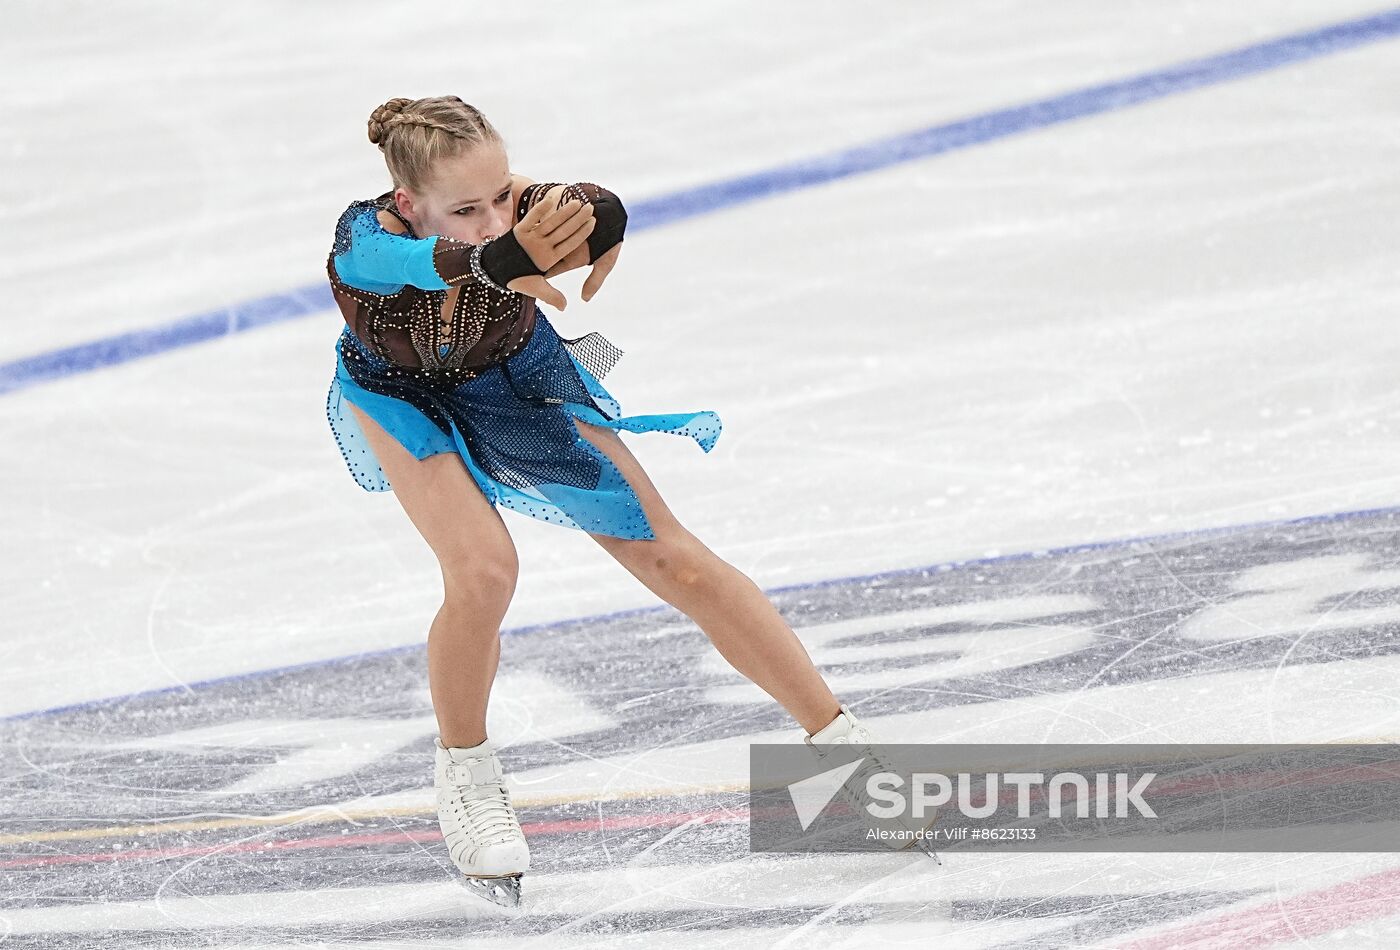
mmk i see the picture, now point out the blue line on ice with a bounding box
[1,7,1397,395]
[5,500,1398,724]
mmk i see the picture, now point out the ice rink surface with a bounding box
[3,1,1400,946]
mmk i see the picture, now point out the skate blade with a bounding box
[460,872,523,909]
[898,812,943,864]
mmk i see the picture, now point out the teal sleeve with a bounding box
[332,207,452,293]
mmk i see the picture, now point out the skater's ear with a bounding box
[390,188,423,235]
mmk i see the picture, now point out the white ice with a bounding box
[3,1,1399,947]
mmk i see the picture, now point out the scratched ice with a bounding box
[3,2,1400,948]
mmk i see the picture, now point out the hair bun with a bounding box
[367,97,413,146]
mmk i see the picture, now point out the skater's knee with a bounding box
[440,549,519,609]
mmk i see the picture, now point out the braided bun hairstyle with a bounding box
[367,95,502,193]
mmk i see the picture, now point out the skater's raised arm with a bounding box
[331,192,597,311]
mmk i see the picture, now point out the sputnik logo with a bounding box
[787,757,866,830]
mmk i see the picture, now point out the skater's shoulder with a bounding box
[375,210,409,235]
[367,191,413,237]
[332,193,415,244]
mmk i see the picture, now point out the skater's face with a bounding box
[394,141,513,245]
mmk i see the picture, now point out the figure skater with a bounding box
[324,96,929,908]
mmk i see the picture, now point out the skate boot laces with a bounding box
[813,720,903,811]
[438,750,523,847]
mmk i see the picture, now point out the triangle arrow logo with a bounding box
[787,756,866,830]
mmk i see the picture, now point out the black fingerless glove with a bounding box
[580,185,627,262]
[476,230,545,290]
[517,182,628,265]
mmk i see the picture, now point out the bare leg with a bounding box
[345,401,519,748]
[572,418,842,735]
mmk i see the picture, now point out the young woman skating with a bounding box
[324,95,919,908]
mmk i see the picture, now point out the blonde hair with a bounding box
[366,96,503,193]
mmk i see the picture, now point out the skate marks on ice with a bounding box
[0,823,1355,949]
[3,845,1398,948]
[3,508,1400,946]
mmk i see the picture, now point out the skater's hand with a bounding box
[505,197,595,311]
[544,241,622,302]
[582,243,621,302]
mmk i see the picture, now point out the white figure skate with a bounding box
[804,703,941,862]
[434,736,531,908]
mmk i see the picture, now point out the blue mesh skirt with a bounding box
[325,311,722,540]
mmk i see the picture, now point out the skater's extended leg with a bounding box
[571,418,842,735]
[345,400,518,749]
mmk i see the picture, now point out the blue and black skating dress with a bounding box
[324,181,722,540]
